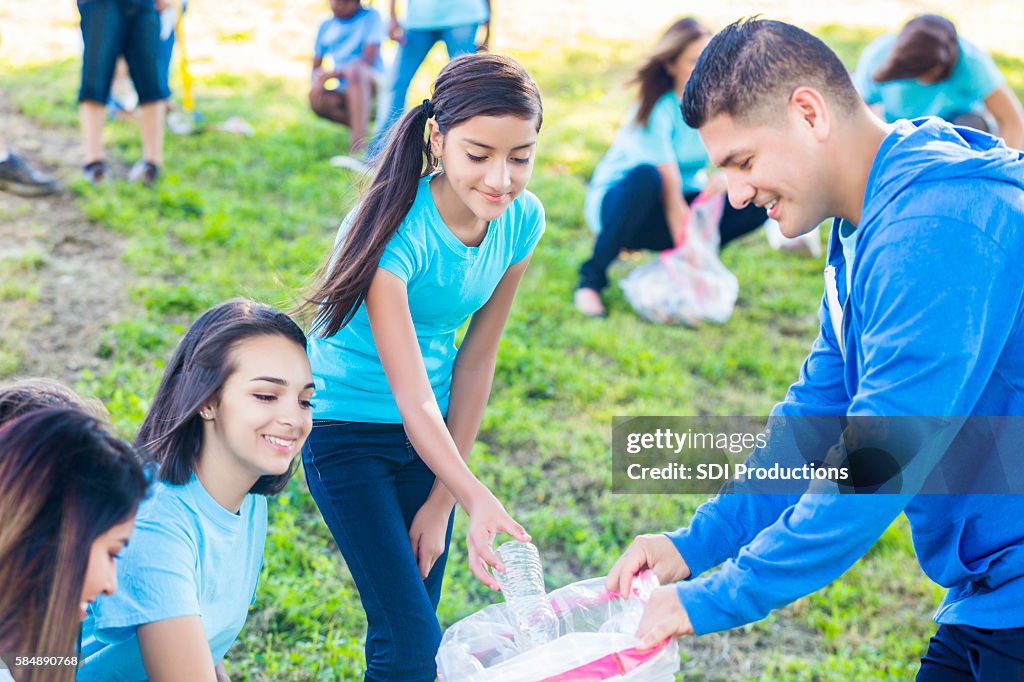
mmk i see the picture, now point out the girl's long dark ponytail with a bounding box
[306,53,543,338]
[308,102,437,337]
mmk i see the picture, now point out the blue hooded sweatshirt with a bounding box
[666,118,1024,635]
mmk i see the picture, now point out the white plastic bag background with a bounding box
[437,572,680,682]
[620,193,739,327]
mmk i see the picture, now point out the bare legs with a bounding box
[80,99,164,166]
[138,101,165,166]
[80,101,106,165]
[309,62,374,155]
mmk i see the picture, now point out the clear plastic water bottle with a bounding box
[495,541,560,650]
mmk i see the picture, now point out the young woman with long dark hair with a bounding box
[0,407,147,682]
[78,299,314,682]
[304,52,545,680]
[575,17,768,317]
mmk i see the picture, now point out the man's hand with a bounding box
[635,585,694,650]
[606,533,691,597]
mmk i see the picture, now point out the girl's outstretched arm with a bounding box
[365,267,530,589]
[137,616,218,682]
[408,257,533,579]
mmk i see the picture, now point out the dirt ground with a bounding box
[0,92,132,385]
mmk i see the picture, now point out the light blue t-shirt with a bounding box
[852,34,1004,122]
[405,0,489,30]
[584,91,709,234]
[314,7,385,73]
[308,175,545,423]
[78,475,268,682]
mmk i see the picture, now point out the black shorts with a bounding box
[78,0,170,105]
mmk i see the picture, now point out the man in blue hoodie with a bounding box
[606,18,1024,679]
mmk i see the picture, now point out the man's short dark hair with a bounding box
[683,18,861,129]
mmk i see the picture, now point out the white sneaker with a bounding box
[764,219,822,258]
[329,154,369,173]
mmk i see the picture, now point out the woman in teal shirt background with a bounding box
[575,18,767,318]
[852,14,1024,149]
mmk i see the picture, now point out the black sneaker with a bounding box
[0,152,57,197]
[128,160,160,187]
[82,160,106,185]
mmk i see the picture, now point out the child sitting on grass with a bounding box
[309,0,385,165]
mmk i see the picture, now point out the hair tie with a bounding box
[421,99,435,118]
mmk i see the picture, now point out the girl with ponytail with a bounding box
[304,52,545,680]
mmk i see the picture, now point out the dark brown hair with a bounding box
[306,52,543,337]
[135,298,307,495]
[683,18,862,129]
[0,378,107,425]
[873,14,959,83]
[0,408,147,682]
[634,17,709,127]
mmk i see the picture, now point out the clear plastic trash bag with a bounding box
[436,571,680,682]
[620,193,739,327]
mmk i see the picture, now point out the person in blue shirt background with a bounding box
[574,18,767,318]
[367,0,490,159]
[79,299,314,682]
[852,14,1024,149]
[608,18,1024,681]
[309,0,386,158]
[303,53,541,681]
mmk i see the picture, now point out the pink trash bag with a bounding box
[436,571,680,682]
[620,193,739,327]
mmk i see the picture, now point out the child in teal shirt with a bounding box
[304,53,543,681]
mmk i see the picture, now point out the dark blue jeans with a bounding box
[303,420,455,682]
[578,163,768,291]
[917,624,1024,680]
[78,0,169,104]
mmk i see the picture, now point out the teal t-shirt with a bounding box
[79,475,267,682]
[308,175,546,423]
[584,91,709,234]
[405,0,489,30]
[852,35,1004,122]
[314,7,386,72]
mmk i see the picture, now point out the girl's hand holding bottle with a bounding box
[464,486,531,590]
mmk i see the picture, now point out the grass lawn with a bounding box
[2,20,1022,681]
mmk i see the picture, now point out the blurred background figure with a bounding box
[0,137,56,197]
[853,14,1024,148]
[574,18,767,318]
[367,0,490,159]
[310,0,385,168]
[108,1,188,122]
[77,0,171,187]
